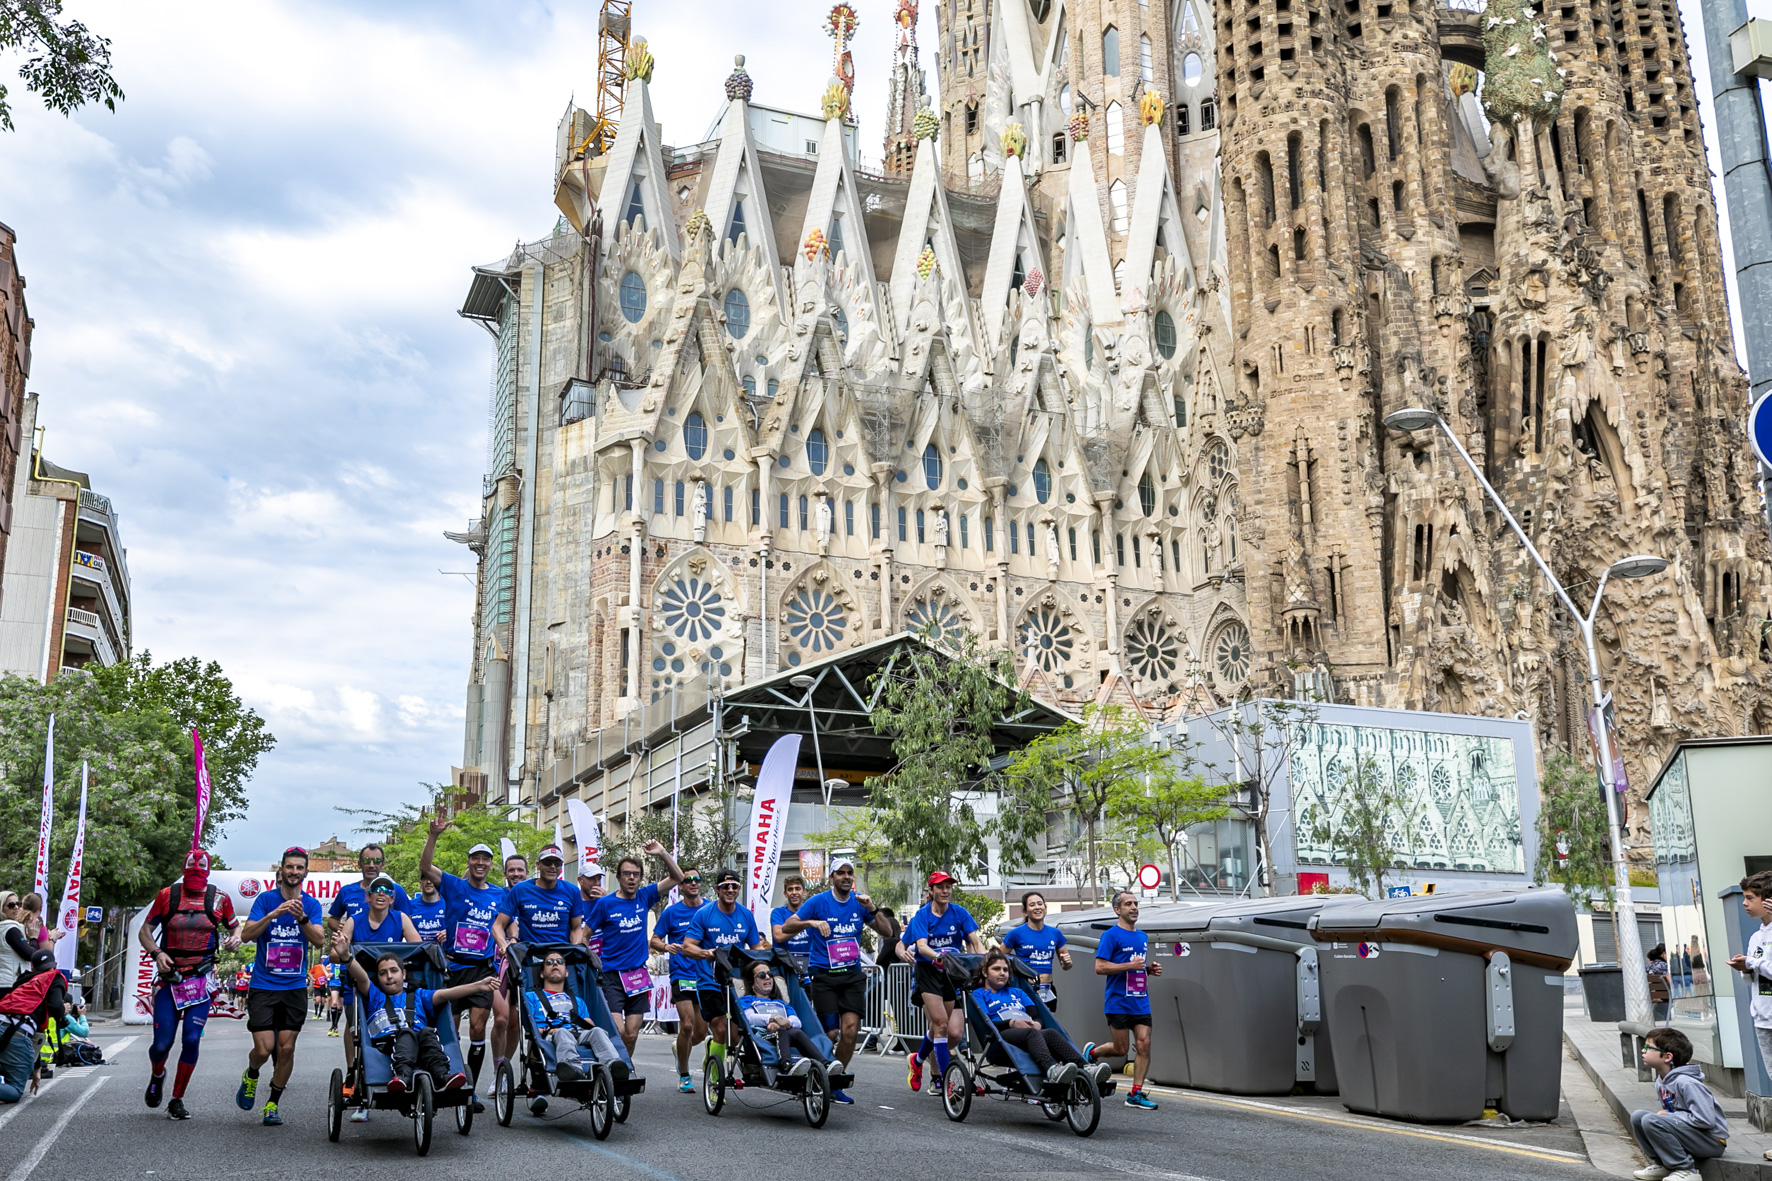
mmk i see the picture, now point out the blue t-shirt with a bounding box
[794,890,874,971]
[1096,924,1152,1016]
[1002,923,1067,974]
[363,984,436,1032]
[583,883,660,972]
[408,896,448,943]
[658,900,705,984]
[328,880,410,924]
[437,871,506,967]
[354,908,407,943]
[684,902,762,987]
[499,878,582,946]
[248,890,322,991]
[903,902,979,963]
[772,905,813,961]
[972,985,1037,1025]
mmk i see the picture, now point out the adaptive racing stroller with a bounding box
[325,942,474,1156]
[700,947,843,1128]
[941,951,1114,1137]
[495,942,645,1139]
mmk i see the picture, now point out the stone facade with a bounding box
[453,0,1768,855]
[0,223,31,607]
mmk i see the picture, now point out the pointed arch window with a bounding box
[1109,179,1129,232]
[619,271,647,323]
[1139,472,1157,516]
[922,443,943,489]
[1106,103,1125,155]
[723,288,751,338]
[728,198,748,244]
[828,214,845,259]
[1102,25,1121,75]
[807,427,829,475]
[1033,458,1052,503]
[1139,34,1154,81]
[684,411,708,460]
[625,181,646,229]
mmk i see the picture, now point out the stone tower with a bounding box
[884,0,932,176]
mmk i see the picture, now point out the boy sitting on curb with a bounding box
[1631,1027,1729,1181]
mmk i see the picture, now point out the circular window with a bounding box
[723,288,751,338]
[922,444,942,490]
[807,428,829,476]
[661,577,727,643]
[1212,621,1252,688]
[684,411,708,460]
[1018,607,1075,672]
[785,587,847,654]
[1033,459,1051,504]
[1182,52,1203,86]
[906,596,968,649]
[619,271,647,323]
[1206,439,1230,484]
[1154,310,1177,360]
[1126,615,1183,689]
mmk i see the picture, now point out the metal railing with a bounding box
[859,962,925,1054]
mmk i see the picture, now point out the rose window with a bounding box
[906,597,968,648]
[1211,620,1251,687]
[1018,607,1075,673]
[785,588,847,665]
[660,577,726,643]
[1125,615,1183,689]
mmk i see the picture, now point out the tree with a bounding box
[1006,703,1169,905]
[1304,752,1411,899]
[601,792,746,878]
[1197,695,1321,896]
[1092,814,1165,893]
[866,632,1047,879]
[0,1,124,131]
[801,809,911,911]
[1533,752,1615,906]
[338,790,551,888]
[1104,754,1230,902]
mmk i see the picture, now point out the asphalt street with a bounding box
[4,1020,1600,1180]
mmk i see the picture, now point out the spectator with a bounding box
[0,894,32,990]
[1629,1027,1727,1181]
[1648,943,1672,1022]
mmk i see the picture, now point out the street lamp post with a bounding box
[1384,407,1667,1028]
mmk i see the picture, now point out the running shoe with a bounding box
[261,1101,283,1126]
[1125,1088,1159,1110]
[349,1107,370,1123]
[907,1054,923,1091]
[679,1075,694,1093]
[470,1094,486,1114]
[928,1076,944,1098]
[442,1072,468,1091]
[235,1072,258,1110]
[166,1097,190,1121]
[144,1073,164,1109]
[529,1096,549,1116]
[1082,1041,1096,1063]
[386,1075,407,1094]
[831,1088,855,1105]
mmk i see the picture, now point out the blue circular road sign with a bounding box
[1750,389,1772,469]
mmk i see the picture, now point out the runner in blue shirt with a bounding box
[782,856,892,1103]
[1085,889,1162,1109]
[325,958,344,1037]
[323,843,409,1082]
[901,870,983,1096]
[972,948,1086,1086]
[649,868,708,1092]
[408,877,449,946]
[494,844,584,948]
[419,815,511,1114]
[334,875,419,949]
[771,875,813,979]
[235,847,324,1127]
[582,839,684,1054]
[1001,890,1072,1010]
[683,869,766,1064]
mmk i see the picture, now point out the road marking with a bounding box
[1155,1087,1590,1165]
[0,1034,136,1135]
[964,1125,1225,1180]
[7,1075,109,1181]
[553,1128,690,1181]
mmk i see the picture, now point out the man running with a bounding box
[1001,891,1072,1009]
[783,857,892,1104]
[494,845,583,1070]
[901,870,983,1096]
[581,840,684,1054]
[408,875,449,945]
[770,875,814,987]
[310,959,329,1018]
[139,849,240,1120]
[419,816,509,1113]
[683,869,767,1072]
[324,844,409,1081]
[236,846,325,1126]
[325,957,344,1037]
[650,867,708,1092]
[1084,889,1162,1109]
[504,853,530,889]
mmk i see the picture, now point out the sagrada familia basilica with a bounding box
[449,0,1772,845]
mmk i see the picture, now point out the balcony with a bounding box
[72,549,107,576]
[62,607,119,667]
[69,553,129,655]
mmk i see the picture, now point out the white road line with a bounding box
[965,1125,1227,1181]
[0,1034,136,1135]
[6,1075,108,1181]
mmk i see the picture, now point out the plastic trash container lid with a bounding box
[1054,902,1210,935]
[1139,894,1364,944]
[1307,887,1577,970]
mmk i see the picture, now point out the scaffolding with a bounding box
[588,0,632,157]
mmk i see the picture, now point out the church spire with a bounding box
[882,0,928,176]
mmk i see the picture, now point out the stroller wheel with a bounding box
[588,1065,614,1141]
[494,1059,516,1127]
[702,1054,726,1117]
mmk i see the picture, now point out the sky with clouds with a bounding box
[0,0,934,876]
[0,0,1752,878]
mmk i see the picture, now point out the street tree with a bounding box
[802,809,911,909]
[1532,752,1616,906]
[339,790,553,886]
[866,631,1047,880]
[601,791,746,877]
[0,0,124,131]
[1198,694,1321,896]
[1104,754,1230,901]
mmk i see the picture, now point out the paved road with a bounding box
[5,1021,1600,1181]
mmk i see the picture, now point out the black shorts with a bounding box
[670,980,701,1006]
[1106,1012,1152,1031]
[246,987,308,1033]
[810,969,868,1017]
[695,988,729,1020]
[914,962,959,1004]
[448,962,497,1010]
[597,970,649,1017]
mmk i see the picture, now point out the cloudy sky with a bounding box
[0,0,932,874]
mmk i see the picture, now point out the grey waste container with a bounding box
[1308,888,1577,1124]
[1137,895,1361,1094]
[1578,963,1625,1023]
[1054,904,1207,1079]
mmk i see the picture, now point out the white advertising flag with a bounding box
[565,798,601,878]
[744,734,800,931]
[499,837,517,862]
[34,714,54,899]
[53,763,89,974]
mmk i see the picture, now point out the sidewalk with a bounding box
[1565,1005,1772,1179]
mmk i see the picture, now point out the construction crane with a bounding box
[587,0,632,157]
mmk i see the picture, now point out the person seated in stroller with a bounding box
[736,960,831,1074]
[972,949,1087,1089]
[344,950,490,1098]
[522,951,623,1089]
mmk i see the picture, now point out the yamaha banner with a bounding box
[744,734,800,931]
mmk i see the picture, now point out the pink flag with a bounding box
[191,729,211,852]
[34,714,55,899]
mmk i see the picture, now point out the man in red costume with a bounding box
[138,849,241,1120]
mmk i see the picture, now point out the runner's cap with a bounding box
[467,842,496,857]
[369,873,398,892]
[715,869,743,886]
[927,870,956,886]
[830,856,857,873]
[583,863,605,879]
[536,844,565,864]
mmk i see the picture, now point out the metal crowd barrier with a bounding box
[860,962,925,1054]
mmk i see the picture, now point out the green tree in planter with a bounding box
[1533,753,1615,906]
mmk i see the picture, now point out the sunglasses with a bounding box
[716,881,740,889]
[360,858,385,867]
[543,958,567,966]
[370,885,394,894]
[1,901,18,910]
[682,876,702,884]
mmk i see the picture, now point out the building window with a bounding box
[624,181,645,229]
[984,517,995,551]
[845,499,854,535]
[1026,522,1036,553]
[674,480,685,516]
[1109,179,1129,231]
[960,514,970,547]
[828,214,845,259]
[780,492,790,529]
[724,485,734,522]
[1172,538,1182,572]
[807,427,829,475]
[727,198,748,244]
[1092,530,1102,564]
[1010,521,1020,553]
[742,374,757,398]
[799,495,809,530]
[1139,33,1154,81]
[923,443,943,489]
[1177,104,1190,136]
[1116,533,1126,565]
[724,288,751,338]
[1133,535,1143,567]
[1154,311,1177,359]
[624,475,634,511]
[684,411,708,459]
[1068,527,1078,560]
[1106,103,1125,155]
[916,509,926,542]
[654,478,665,515]
[898,506,908,541]
[1174,394,1187,426]
[1103,24,1121,75]
[966,104,979,134]
[1033,458,1052,503]
[751,488,760,525]
[1139,472,1156,516]
[1182,52,1204,86]
[872,501,881,539]
[620,271,647,323]
[1200,98,1216,130]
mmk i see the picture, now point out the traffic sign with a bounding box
[1386,885,1413,898]
[83,906,103,923]
[1137,863,1163,891]
[1749,389,1772,469]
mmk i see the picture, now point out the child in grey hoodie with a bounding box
[1630,1027,1729,1181]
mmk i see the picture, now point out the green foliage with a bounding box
[0,655,272,908]
[1200,696,1321,896]
[951,886,1005,936]
[601,791,746,880]
[1533,753,1616,907]
[802,809,912,909]
[1105,753,1229,900]
[0,1,124,132]
[1306,752,1410,899]
[339,790,551,891]
[866,632,1043,879]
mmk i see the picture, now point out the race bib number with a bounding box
[827,938,861,969]
[365,1007,396,1042]
[619,967,652,996]
[453,924,491,955]
[171,974,212,1010]
[1124,968,1148,997]
[998,1004,1030,1023]
[587,936,603,957]
[1036,983,1057,1004]
[266,944,304,973]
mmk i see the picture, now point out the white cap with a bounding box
[830,856,857,874]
